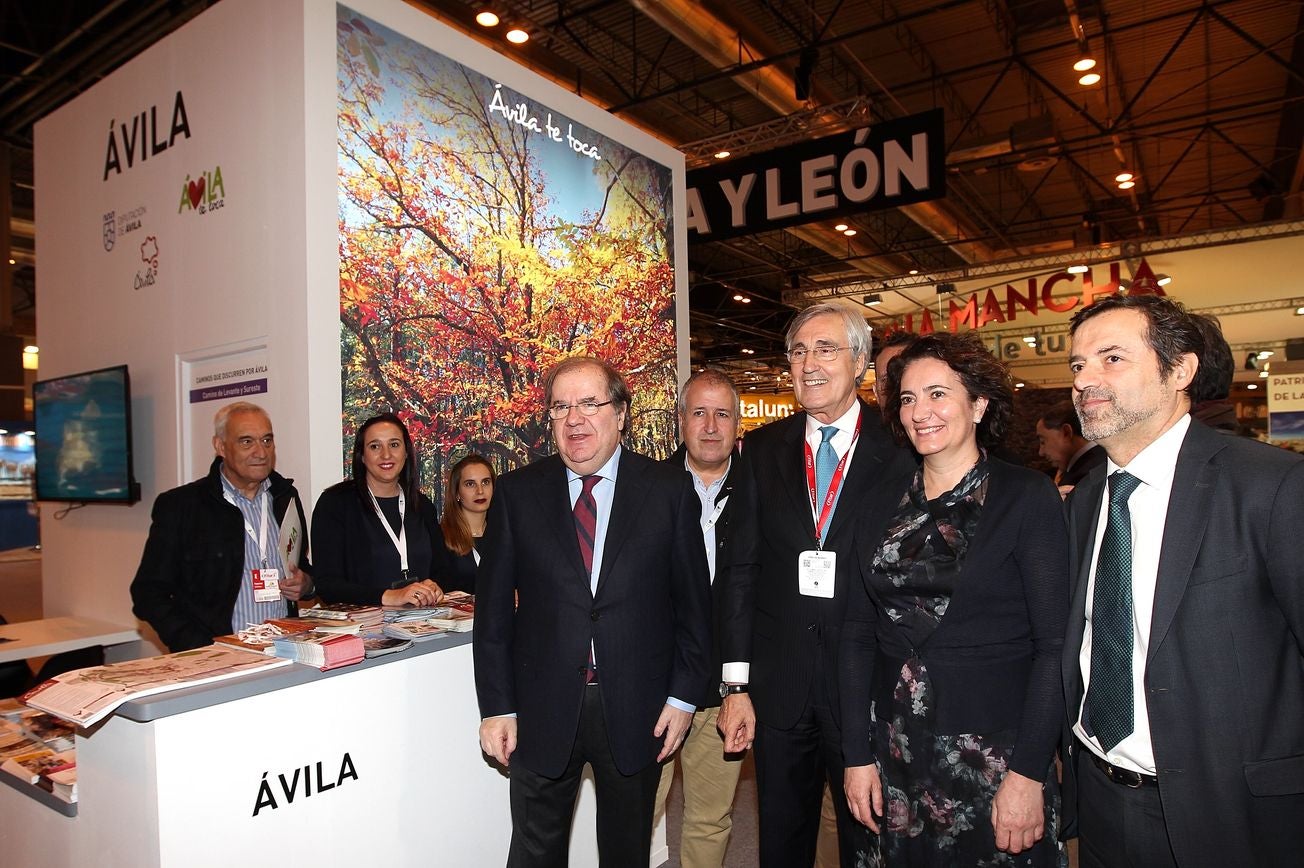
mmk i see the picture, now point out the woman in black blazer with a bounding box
[841,333,1069,867]
[437,453,496,594]
[311,413,448,607]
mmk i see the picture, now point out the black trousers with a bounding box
[753,654,869,868]
[1076,746,1178,868]
[507,685,660,868]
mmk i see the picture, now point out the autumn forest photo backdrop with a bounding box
[336,6,680,500]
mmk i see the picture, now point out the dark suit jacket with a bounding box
[840,458,1069,781]
[310,482,454,604]
[665,443,736,709]
[130,457,310,652]
[1061,419,1304,865]
[1059,443,1106,488]
[718,400,916,730]
[473,449,712,777]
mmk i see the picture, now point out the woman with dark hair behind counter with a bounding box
[438,453,496,594]
[311,413,448,608]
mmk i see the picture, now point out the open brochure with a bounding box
[21,645,292,728]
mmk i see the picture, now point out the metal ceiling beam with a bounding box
[624,0,995,267]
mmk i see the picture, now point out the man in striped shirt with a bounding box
[131,401,313,652]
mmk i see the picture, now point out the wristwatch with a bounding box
[719,683,748,698]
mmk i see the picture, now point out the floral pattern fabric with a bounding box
[857,461,1065,868]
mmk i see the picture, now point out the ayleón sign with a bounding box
[685,109,945,241]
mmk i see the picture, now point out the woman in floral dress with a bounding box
[840,333,1069,867]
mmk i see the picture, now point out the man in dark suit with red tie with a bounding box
[474,356,712,867]
[716,301,915,867]
[1062,294,1304,867]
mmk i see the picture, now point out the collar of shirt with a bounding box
[1105,412,1191,491]
[566,444,622,492]
[684,452,730,498]
[804,400,862,456]
[218,466,271,505]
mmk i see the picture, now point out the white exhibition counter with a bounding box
[0,635,664,867]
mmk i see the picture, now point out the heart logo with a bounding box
[188,177,205,209]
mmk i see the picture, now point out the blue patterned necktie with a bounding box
[816,426,839,506]
[1086,470,1142,752]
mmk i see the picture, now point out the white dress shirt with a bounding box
[1075,413,1191,774]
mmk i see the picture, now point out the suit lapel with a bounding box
[1147,424,1221,661]
[824,401,889,543]
[595,450,648,596]
[1064,468,1105,699]
[532,456,589,586]
[778,413,818,541]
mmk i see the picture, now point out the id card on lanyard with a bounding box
[369,489,410,583]
[799,414,861,598]
[246,490,281,602]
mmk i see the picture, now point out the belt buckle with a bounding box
[1110,765,1145,788]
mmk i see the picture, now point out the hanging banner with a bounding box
[686,109,946,242]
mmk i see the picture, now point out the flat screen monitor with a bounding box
[33,364,140,504]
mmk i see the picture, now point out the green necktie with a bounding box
[1086,470,1142,752]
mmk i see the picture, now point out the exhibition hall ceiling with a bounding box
[2,0,1301,386]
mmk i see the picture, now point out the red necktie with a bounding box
[574,475,600,574]
[574,475,600,682]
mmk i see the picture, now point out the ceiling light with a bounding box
[714,150,730,160]
[1247,383,1258,390]
[505,26,529,44]
[740,296,752,304]
[863,293,882,306]
[1068,264,1088,274]
[1118,180,1136,190]
[1078,72,1101,86]
[843,229,857,237]
[0,429,6,435]
[1258,350,1274,359]
[834,223,849,232]
[1014,382,1026,389]
[741,348,755,355]
[1023,335,1037,345]
[1260,370,1269,378]
[733,293,745,301]
[1073,56,1097,73]
[6,259,14,265]
[1296,306,1304,315]
[1156,274,1172,286]
[748,385,756,390]
[909,268,919,275]
[24,345,38,354]
[1115,172,1134,183]
[475,10,500,27]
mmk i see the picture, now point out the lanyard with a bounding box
[228,487,272,568]
[368,489,409,576]
[804,413,862,549]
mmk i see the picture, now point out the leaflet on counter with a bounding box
[21,645,293,728]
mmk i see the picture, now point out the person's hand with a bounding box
[404,580,445,607]
[716,692,755,752]
[654,705,693,761]
[992,770,1045,854]
[844,764,883,833]
[479,716,517,767]
[280,565,313,601]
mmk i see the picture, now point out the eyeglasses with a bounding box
[547,400,614,419]
[785,346,848,364]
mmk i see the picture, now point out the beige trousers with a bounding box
[655,706,745,868]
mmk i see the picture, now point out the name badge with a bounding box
[252,568,281,603]
[798,550,835,598]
